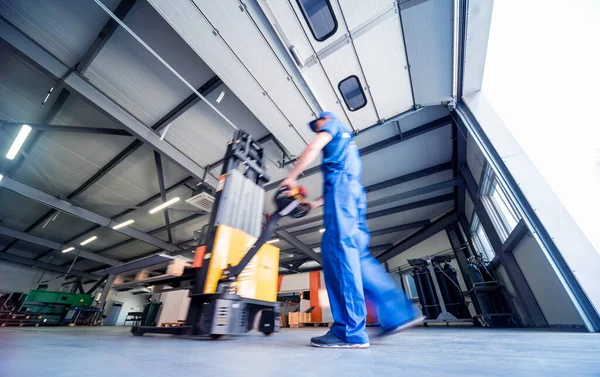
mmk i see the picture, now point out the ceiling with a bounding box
[0,0,458,279]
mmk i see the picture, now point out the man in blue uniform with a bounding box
[280,111,423,349]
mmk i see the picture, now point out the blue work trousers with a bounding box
[322,172,416,343]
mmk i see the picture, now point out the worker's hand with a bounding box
[279,176,297,191]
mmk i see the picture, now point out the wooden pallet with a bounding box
[160,322,185,327]
[301,322,332,328]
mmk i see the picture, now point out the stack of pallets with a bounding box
[0,311,43,327]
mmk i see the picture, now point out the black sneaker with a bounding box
[378,314,425,338]
[310,330,370,349]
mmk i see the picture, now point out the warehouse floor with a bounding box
[1,326,599,377]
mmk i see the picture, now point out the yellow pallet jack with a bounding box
[132,130,310,338]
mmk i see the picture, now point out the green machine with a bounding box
[19,290,94,325]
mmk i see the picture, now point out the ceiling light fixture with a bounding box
[266,238,280,244]
[80,236,97,246]
[61,247,75,253]
[112,219,135,230]
[6,124,32,160]
[319,228,325,233]
[216,90,225,104]
[0,174,3,182]
[149,197,180,214]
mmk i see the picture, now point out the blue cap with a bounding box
[309,111,337,132]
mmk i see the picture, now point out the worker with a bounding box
[280,111,423,349]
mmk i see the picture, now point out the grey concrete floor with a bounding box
[0,326,599,377]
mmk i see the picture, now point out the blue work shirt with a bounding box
[319,117,362,181]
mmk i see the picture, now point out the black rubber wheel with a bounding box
[132,332,143,336]
[210,334,225,340]
[262,331,273,336]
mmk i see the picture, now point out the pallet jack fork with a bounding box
[132,130,309,339]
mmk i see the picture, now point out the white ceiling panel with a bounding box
[13,128,135,201]
[289,0,347,51]
[353,119,399,149]
[360,125,452,186]
[353,12,413,120]
[0,48,58,124]
[0,0,120,67]
[149,0,307,156]
[337,0,395,31]
[398,105,449,132]
[100,240,158,262]
[193,0,315,145]
[85,1,214,127]
[262,0,314,64]
[366,170,455,204]
[0,190,49,232]
[166,83,269,168]
[320,43,378,130]
[29,211,96,245]
[302,64,352,126]
[401,0,454,106]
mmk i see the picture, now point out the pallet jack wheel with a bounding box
[210,334,226,340]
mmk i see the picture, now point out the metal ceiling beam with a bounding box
[279,193,454,232]
[275,230,322,264]
[282,243,394,267]
[288,219,429,238]
[265,115,453,190]
[0,251,100,280]
[0,121,132,136]
[154,152,173,243]
[34,176,194,261]
[0,176,180,252]
[364,162,452,194]
[0,225,118,266]
[76,0,138,73]
[277,163,453,231]
[0,18,217,188]
[376,212,459,262]
[367,178,462,208]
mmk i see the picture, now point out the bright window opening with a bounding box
[471,215,496,263]
[338,75,367,111]
[480,166,521,241]
[296,0,338,42]
[403,273,419,299]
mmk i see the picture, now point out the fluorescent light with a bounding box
[80,236,97,246]
[6,124,32,160]
[61,247,75,253]
[149,197,180,214]
[0,174,3,182]
[216,90,225,103]
[319,228,325,233]
[112,219,134,230]
[266,238,280,244]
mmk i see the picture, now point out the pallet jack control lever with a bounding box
[221,186,310,283]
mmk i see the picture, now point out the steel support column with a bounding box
[154,152,172,243]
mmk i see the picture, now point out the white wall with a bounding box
[0,262,66,293]
[106,289,150,326]
[464,92,600,326]
[512,235,584,326]
[156,290,191,324]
